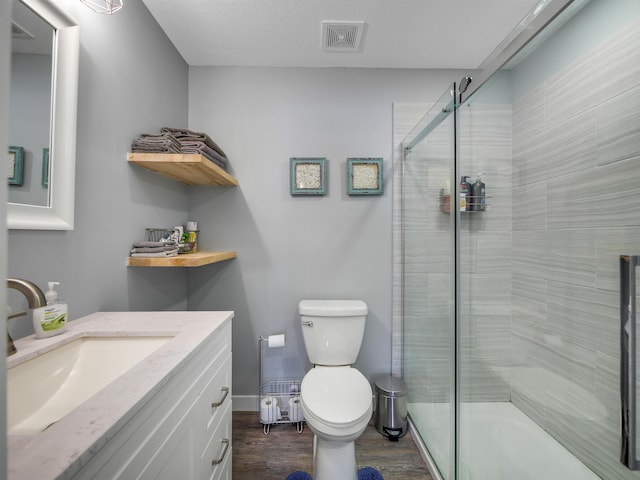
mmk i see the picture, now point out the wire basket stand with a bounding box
[258,335,305,435]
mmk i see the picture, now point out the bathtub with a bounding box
[408,401,601,480]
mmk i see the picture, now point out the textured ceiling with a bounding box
[141,0,541,69]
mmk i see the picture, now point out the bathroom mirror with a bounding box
[7,0,78,230]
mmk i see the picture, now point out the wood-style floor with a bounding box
[232,412,433,480]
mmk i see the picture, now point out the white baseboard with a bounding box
[233,395,259,411]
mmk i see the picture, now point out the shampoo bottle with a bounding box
[33,282,68,338]
[471,173,486,211]
[460,176,472,211]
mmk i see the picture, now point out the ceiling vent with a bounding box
[11,21,34,40]
[322,21,365,52]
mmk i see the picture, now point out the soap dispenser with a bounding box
[33,281,68,338]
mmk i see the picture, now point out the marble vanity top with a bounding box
[7,310,233,480]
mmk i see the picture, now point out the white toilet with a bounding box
[299,300,373,480]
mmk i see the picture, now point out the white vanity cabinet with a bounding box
[70,321,232,480]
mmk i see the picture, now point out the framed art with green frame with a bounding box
[290,157,327,195]
[8,146,24,186]
[347,157,383,195]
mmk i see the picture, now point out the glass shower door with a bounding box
[456,80,516,480]
[402,84,456,480]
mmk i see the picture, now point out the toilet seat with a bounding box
[301,367,372,429]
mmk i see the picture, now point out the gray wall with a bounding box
[6,0,190,341]
[1,0,11,477]
[186,66,460,396]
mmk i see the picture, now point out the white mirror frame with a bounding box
[8,0,78,230]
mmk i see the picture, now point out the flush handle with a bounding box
[302,321,313,327]
[621,255,638,470]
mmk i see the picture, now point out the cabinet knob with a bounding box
[212,438,230,466]
[212,386,229,408]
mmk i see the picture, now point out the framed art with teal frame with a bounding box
[8,146,24,186]
[42,148,50,187]
[347,157,383,195]
[290,157,327,195]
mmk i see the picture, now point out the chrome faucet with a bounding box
[6,278,46,356]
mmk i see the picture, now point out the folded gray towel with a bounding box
[131,133,182,154]
[179,141,227,169]
[130,246,180,254]
[132,241,177,248]
[161,127,227,159]
[131,250,179,258]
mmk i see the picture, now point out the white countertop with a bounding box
[7,310,233,480]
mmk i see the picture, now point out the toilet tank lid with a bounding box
[298,300,367,316]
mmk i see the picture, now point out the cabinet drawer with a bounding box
[201,399,232,480]
[211,439,232,480]
[197,351,232,446]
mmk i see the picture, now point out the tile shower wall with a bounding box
[393,99,513,404]
[510,21,640,480]
[401,104,456,405]
[392,103,433,380]
[458,101,513,402]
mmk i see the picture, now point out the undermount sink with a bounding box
[7,336,172,435]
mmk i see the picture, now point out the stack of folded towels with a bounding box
[129,241,179,258]
[131,127,228,170]
[130,133,181,154]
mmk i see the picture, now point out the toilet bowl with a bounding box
[298,300,373,480]
[301,366,372,439]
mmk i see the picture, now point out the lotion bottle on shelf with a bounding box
[33,282,68,338]
[460,176,472,212]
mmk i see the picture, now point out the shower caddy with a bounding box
[258,335,305,434]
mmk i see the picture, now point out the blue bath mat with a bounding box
[285,467,383,480]
[285,473,313,480]
[358,467,385,480]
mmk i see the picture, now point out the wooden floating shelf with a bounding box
[127,251,237,268]
[128,153,238,186]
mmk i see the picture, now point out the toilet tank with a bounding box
[299,300,368,366]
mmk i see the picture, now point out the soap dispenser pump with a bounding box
[45,281,59,304]
[33,281,68,338]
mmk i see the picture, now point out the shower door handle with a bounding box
[621,255,638,470]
